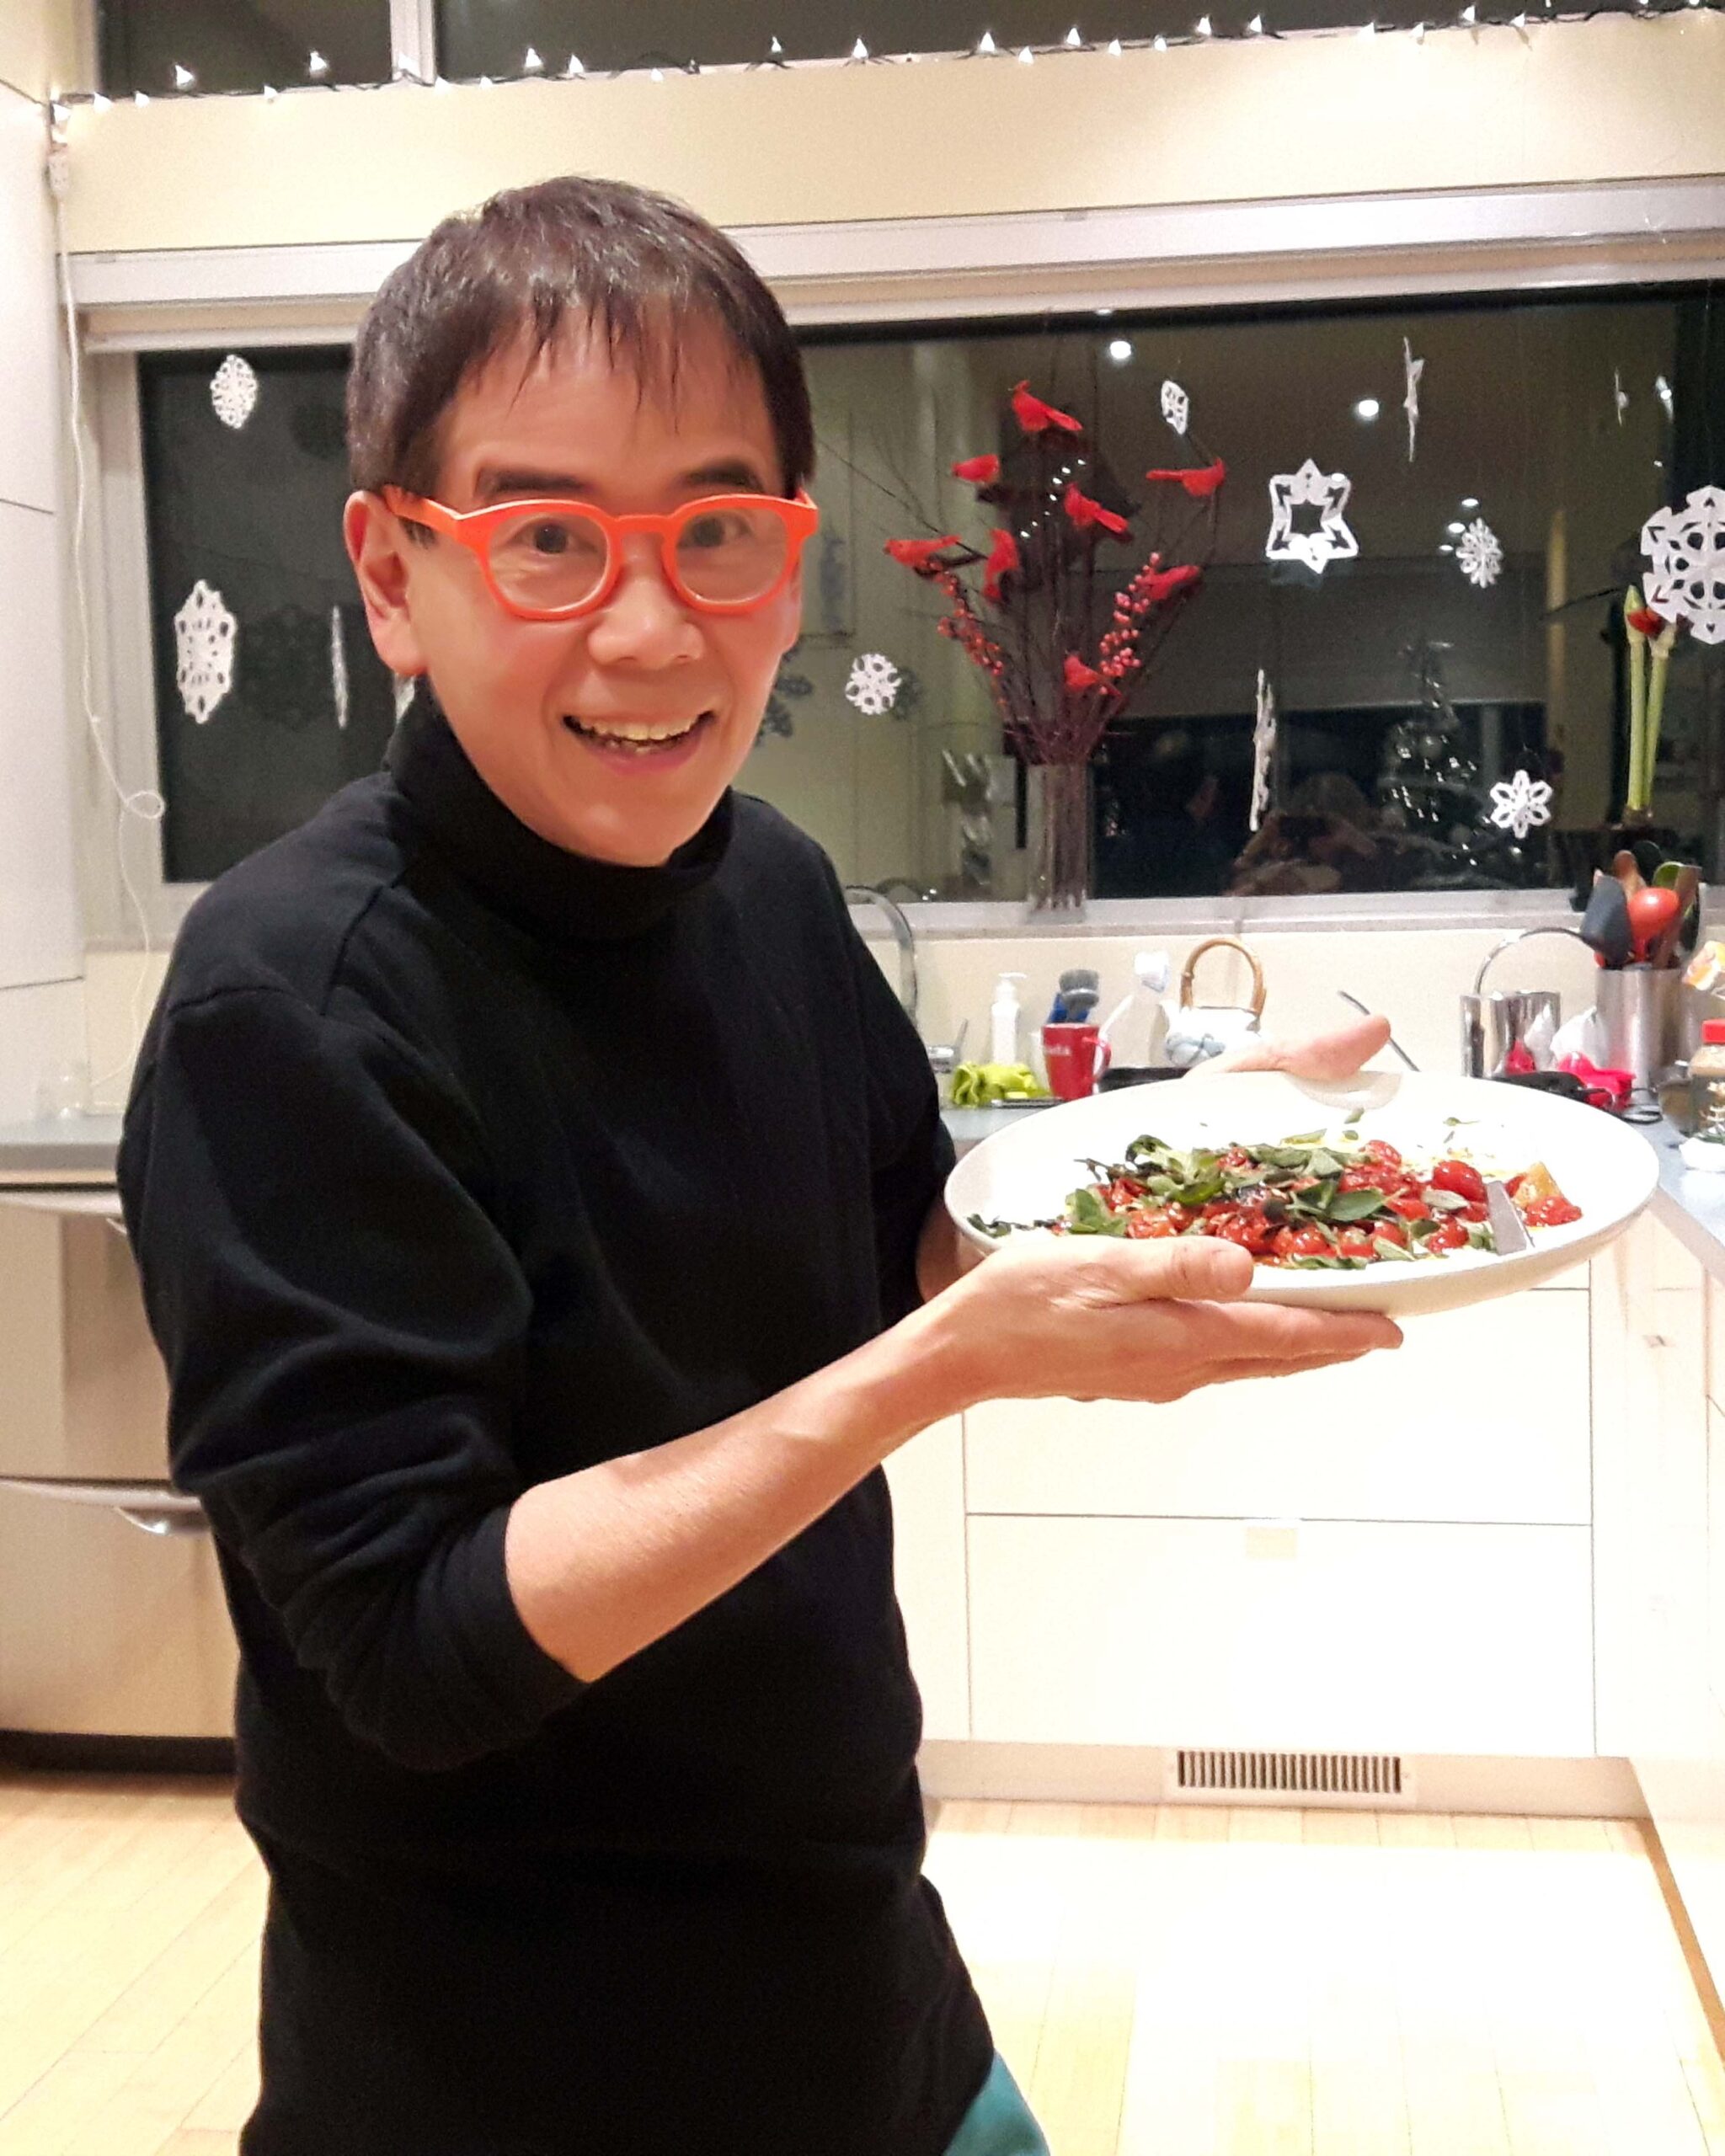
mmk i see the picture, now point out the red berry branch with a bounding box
[884,381,1224,767]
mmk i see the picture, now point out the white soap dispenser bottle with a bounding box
[990,972,1028,1065]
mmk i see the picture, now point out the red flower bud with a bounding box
[1064,654,1104,692]
[982,529,1020,603]
[1626,606,1666,636]
[884,535,964,572]
[951,454,1002,483]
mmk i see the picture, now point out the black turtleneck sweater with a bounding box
[117,703,993,2156]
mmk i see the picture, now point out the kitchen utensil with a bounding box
[1482,1177,1531,1257]
[1460,990,1562,1079]
[1613,849,1645,898]
[1580,874,1632,969]
[1594,966,1679,1091]
[1164,937,1266,1068]
[1653,864,1701,969]
[1336,989,1418,1071]
[946,1068,1659,1317]
[1057,969,1101,1022]
[1627,884,1681,964]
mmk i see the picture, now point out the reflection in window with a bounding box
[99,0,393,95]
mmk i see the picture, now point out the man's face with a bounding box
[346,318,802,867]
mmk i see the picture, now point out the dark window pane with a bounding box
[139,349,399,883]
[136,284,1724,899]
[438,0,1690,72]
[100,0,393,95]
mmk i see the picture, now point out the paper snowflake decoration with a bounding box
[1455,517,1503,590]
[844,651,902,715]
[210,354,258,430]
[174,580,237,724]
[1488,770,1552,842]
[1266,459,1359,575]
[1160,379,1190,435]
[1250,668,1277,833]
[1642,485,1725,645]
[1402,339,1424,462]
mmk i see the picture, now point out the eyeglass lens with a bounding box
[486,503,793,611]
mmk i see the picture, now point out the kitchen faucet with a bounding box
[842,884,918,1027]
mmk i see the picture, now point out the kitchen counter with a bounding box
[0,1116,122,1186]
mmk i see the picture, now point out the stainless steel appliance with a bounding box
[0,1125,238,1742]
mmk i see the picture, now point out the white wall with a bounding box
[0,72,87,1120]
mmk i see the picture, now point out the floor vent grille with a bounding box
[1167,1749,1413,1805]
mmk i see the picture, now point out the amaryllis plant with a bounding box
[884,379,1225,766]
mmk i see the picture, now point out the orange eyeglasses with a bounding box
[382,486,820,622]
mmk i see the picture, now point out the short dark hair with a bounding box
[346,175,814,500]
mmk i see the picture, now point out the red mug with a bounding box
[1042,1022,1111,1101]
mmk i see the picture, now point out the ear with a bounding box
[775,561,804,662]
[344,492,426,679]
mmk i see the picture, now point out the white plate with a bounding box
[945,1069,1659,1315]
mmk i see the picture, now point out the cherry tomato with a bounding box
[1163,1202,1198,1232]
[1127,1210,1178,1238]
[1271,1224,1332,1259]
[1522,1193,1582,1228]
[1373,1222,1410,1249]
[1218,1146,1255,1171]
[1363,1139,1404,1169]
[1338,1166,1386,1193]
[1386,1192,1431,1222]
[1425,1219,1469,1252]
[1104,1178,1146,1212]
[1429,1158,1487,1203]
[1458,1200,1489,1224]
[1336,1229,1377,1261]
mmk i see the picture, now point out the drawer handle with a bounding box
[0,1477,210,1537]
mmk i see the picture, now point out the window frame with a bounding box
[75,184,1725,945]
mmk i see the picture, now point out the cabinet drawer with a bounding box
[968,1514,1593,1755]
[966,1292,1588,1525]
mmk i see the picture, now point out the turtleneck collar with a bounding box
[383,698,734,944]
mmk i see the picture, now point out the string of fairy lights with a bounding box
[28,0,1724,120]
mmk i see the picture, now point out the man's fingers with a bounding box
[1210,1014,1391,1082]
[1105,1235,1254,1304]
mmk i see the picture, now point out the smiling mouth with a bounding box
[563,712,714,755]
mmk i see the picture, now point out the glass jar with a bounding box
[1688,1020,1725,1140]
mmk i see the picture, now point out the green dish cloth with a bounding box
[943,2052,1051,2156]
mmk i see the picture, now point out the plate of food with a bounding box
[945,1068,1658,1315]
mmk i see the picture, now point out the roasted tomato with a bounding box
[1386,1192,1431,1222]
[1373,1221,1410,1249]
[1522,1193,1582,1228]
[1336,1228,1378,1261]
[1362,1139,1404,1170]
[1271,1224,1333,1260]
[1126,1209,1179,1238]
[1429,1158,1487,1203]
[1424,1218,1470,1252]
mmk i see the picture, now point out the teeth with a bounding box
[573,713,704,744]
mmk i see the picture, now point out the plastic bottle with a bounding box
[1098,953,1172,1069]
[1689,1018,1725,1140]
[990,972,1028,1065]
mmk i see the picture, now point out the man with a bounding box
[119,176,1398,2156]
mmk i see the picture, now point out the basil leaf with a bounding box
[1282,1129,1325,1145]
[1306,1149,1343,1179]
[1371,1234,1414,1262]
[1424,1188,1470,1214]
[1066,1187,1125,1235]
[1328,1187,1389,1223]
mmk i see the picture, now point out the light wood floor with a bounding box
[0,1774,1720,2154]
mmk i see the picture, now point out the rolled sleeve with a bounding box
[118,985,585,1772]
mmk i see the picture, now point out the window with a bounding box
[99,0,393,96]
[435,0,1673,72]
[130,283,1723,899]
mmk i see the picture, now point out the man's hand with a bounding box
[934,1233,1399,1409]
[1204,1012,1392,1084]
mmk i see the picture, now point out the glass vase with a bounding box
[1025,761,1093,916]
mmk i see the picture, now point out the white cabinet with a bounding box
[966,1290,1589,1527]
[0,494,78,989]
[883,1415,969,1740]
[0,84,61,517]
[967,1513,1594,1754]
